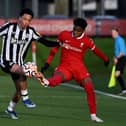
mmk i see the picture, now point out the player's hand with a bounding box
[41,62,49,73]
[104,59,109,67]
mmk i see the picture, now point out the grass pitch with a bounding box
[0,37,126,125]
[0,76,126,126]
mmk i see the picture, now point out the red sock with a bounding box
[47,74,63,87]
[83,82,96,114]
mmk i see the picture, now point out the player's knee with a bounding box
[82,77,94,92]
[84,83,94,92]
[48,75,63,87]
[81,77,92,86]
[48,79,60,87]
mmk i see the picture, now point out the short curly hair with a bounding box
[73,18,87,30]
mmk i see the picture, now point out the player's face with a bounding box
[73,26,84,37]
[19,14,32,29]
[111,29,118,38]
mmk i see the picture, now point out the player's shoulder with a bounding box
[27,26,40,37]
[82,33,94,43]
[27,26,35,31]
[1,22,13,27]
[27,26,38,33]
[59,30,71,35]
[0,22,17,30]
[59,30,71,38]
[82,33,91,40]
[118,35,125,41]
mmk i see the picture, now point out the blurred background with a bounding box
[0,0,125,18]
[0,0,126,36]
[0,2,126,125]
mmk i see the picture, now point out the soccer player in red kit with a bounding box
[40,18,109,123]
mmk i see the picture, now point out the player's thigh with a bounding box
[54,66,72,81]
[73,64,90,84]
[116,57,126,74]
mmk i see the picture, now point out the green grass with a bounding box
[0,37,126,125]
[0,76,126,126]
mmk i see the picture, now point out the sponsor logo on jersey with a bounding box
[62,43,82,52]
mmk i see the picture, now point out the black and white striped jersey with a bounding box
[0,22,40,67]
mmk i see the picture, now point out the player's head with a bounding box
[18,8,34,29]
[73,18,87,37]
[111,27,119,38]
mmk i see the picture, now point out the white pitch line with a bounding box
[62,83,126,100]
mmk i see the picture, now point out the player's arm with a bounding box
[44,33,63,64]
[32,29,61,47]
[41,47,59,72]
[41,32,64,72]
[0,22,10,36]
[88,38,109,66]
[92,47,109,62]
[37,37,61,47]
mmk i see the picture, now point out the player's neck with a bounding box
[72,32,85,39]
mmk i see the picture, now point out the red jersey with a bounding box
[46,30,108,65]
[58,30,95,64]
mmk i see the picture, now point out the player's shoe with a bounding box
[22,99,36,108]
[5,109,18,119]
[36,72,49,87]
[91,116,104,123]
[118,90,126,95]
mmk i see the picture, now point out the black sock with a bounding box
[117,76,126,90]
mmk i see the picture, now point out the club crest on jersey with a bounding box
[65,40,69,43]
[80,42,84,47]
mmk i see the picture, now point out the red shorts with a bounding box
[54,62,90,83]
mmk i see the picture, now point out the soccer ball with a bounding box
[22,62,37,77]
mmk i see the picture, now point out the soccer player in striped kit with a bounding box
[0,8,60,119]
[41,18,109,123]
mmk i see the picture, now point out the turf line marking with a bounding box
[62,83,126,100]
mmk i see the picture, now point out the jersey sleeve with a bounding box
[86,37,108,62]
[57,31,65,43]
[0,22,10,36]
[85,37,96,50]
[31,28,40,40]
[46,47,59,64]
[45,31,65,64]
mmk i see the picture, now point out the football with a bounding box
[22,62,37,77]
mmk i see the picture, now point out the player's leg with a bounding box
[73,64,103,123]
[5,76,21,119]
[37,66,72,87]
[81,77,96,113]
[10,64,36,108]
[79,77,103,123]
[115,57,126,95]
[6,74,36,119]
[47,67,72,87]
[13,74,36,108]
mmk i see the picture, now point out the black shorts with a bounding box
[116,56,126,74]
[0,61,26,81]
